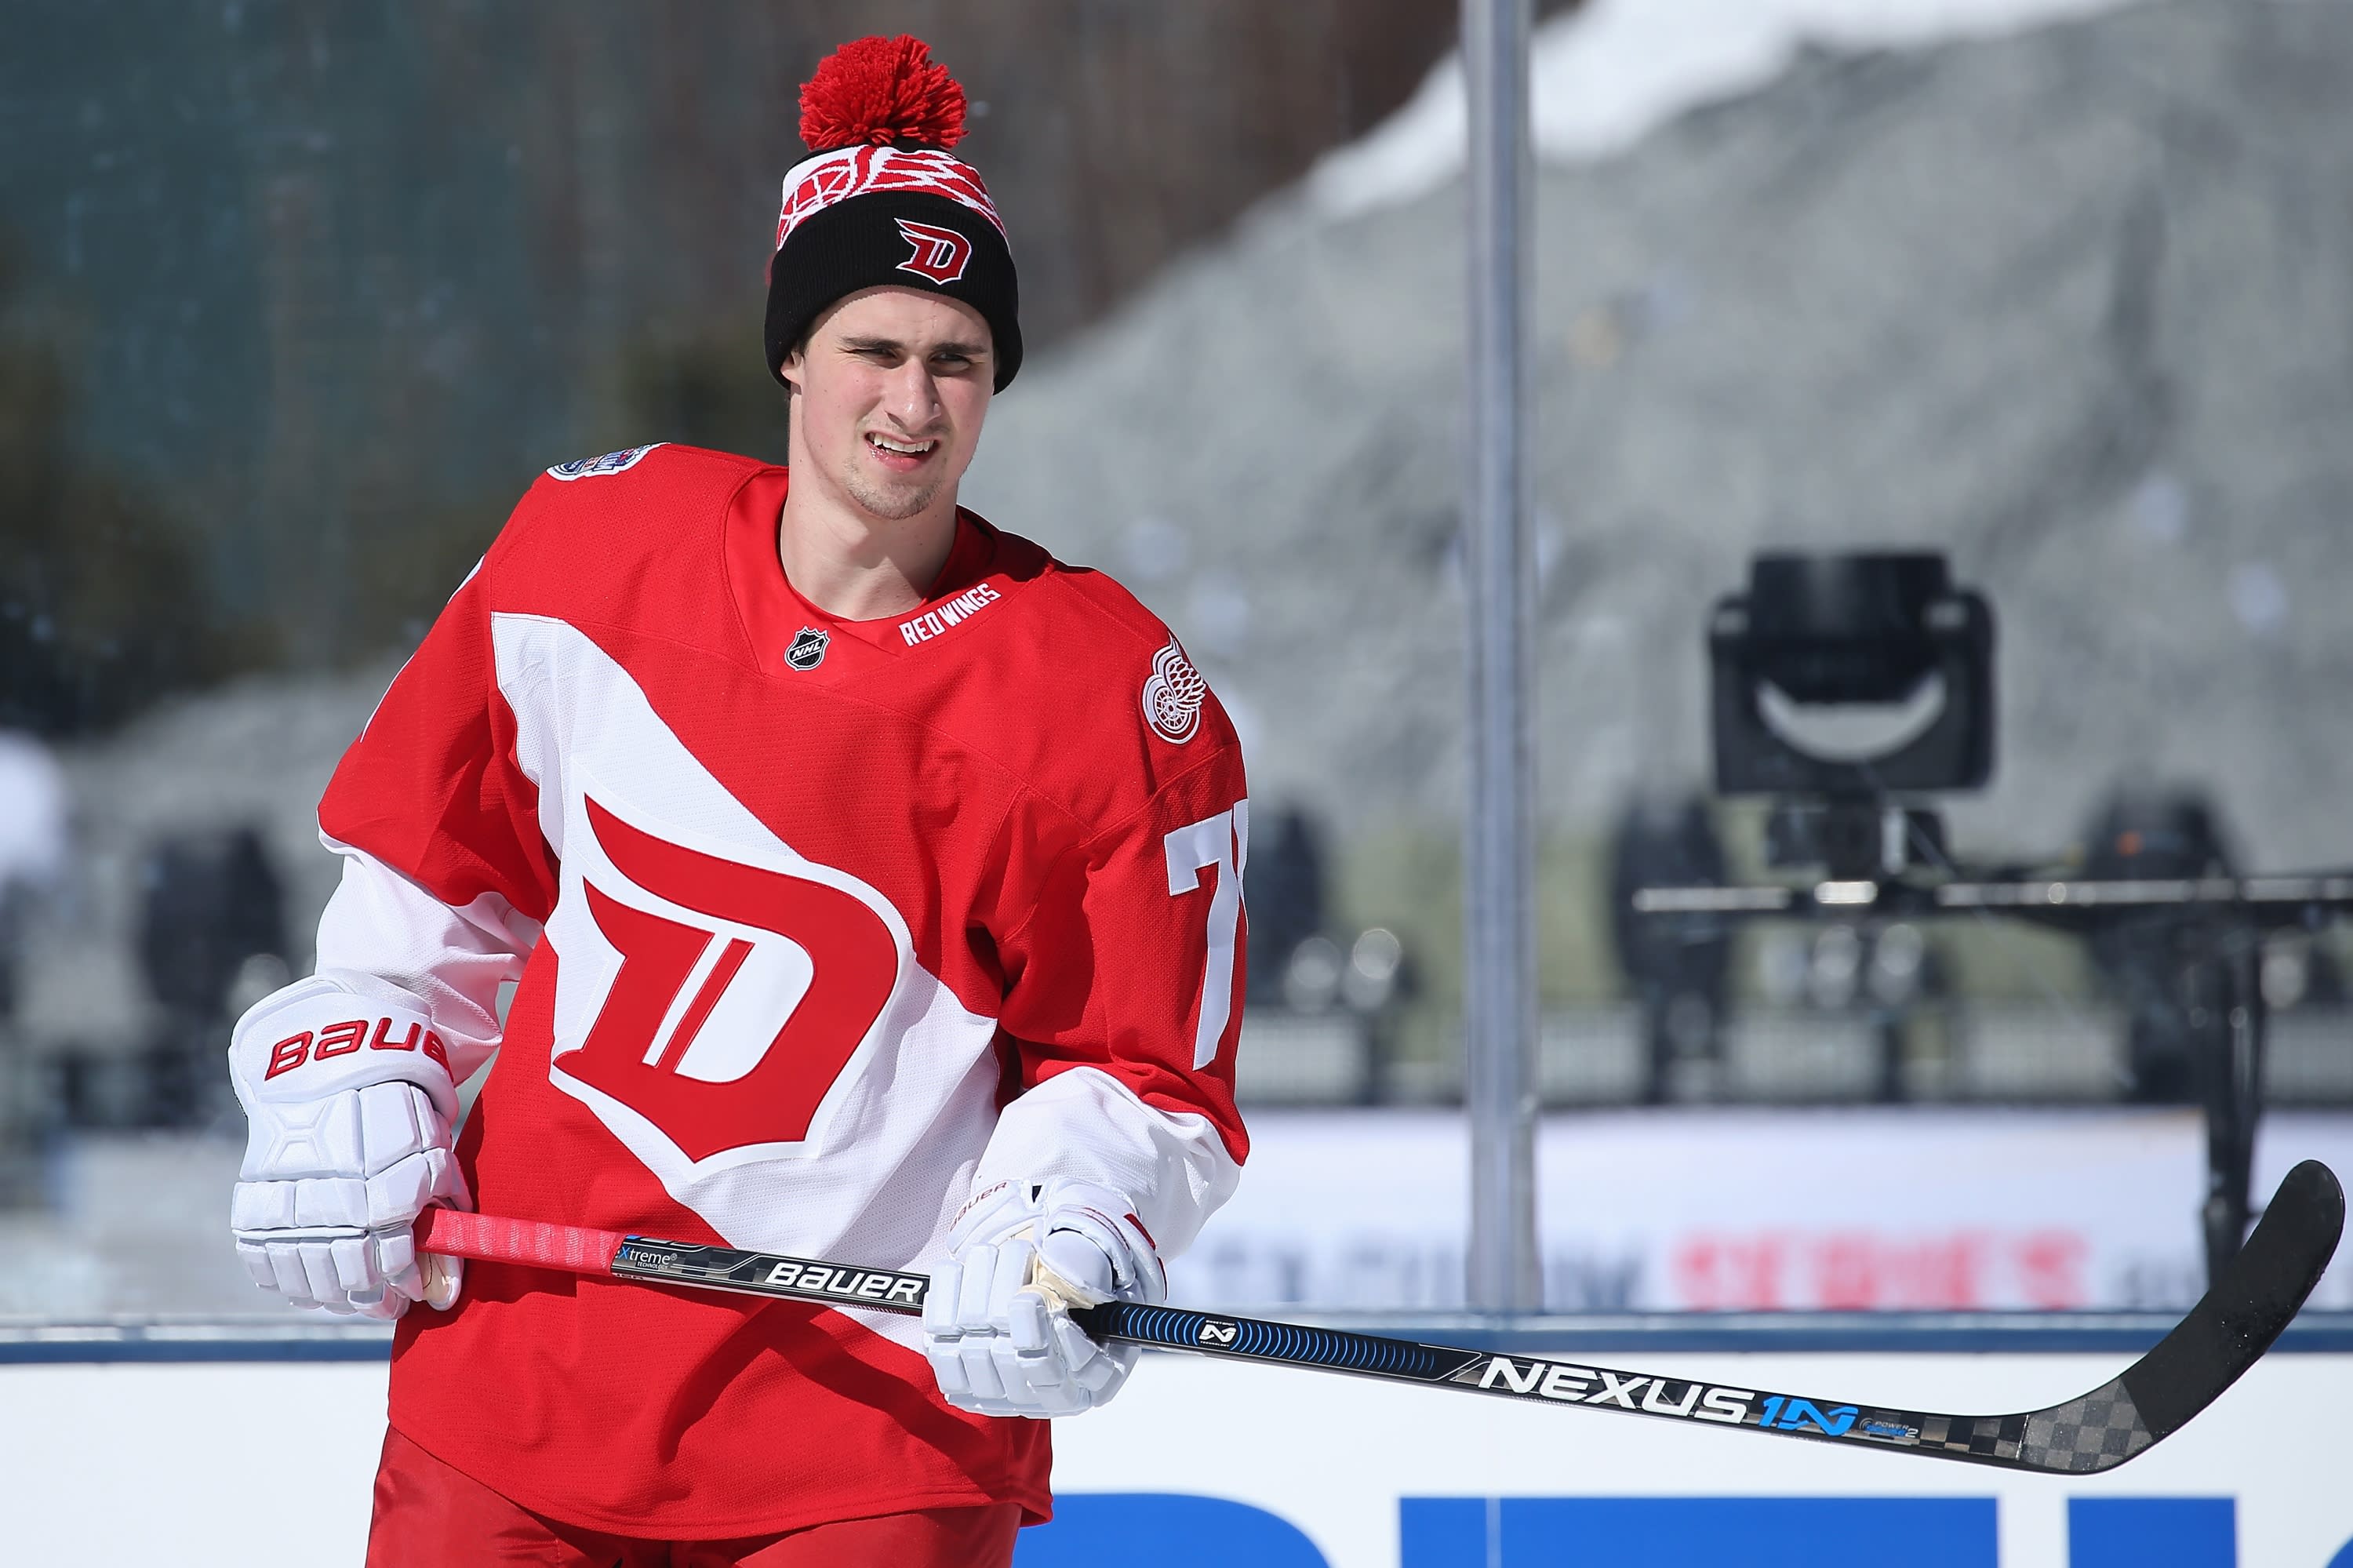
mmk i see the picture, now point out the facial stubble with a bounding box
[842,460,944,523]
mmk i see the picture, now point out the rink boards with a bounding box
[9,1108,2350,1563]
[1176,1108,2353,1315]
[4,1322,2349,1568]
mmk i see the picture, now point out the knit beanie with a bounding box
[764,36,1023,392]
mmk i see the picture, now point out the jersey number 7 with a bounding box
[1164,802,1249,1069]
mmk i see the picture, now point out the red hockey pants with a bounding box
[365,1426,1022,1566]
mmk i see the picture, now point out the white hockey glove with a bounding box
[922,1177,1166,1419]
[227,977,471,1319]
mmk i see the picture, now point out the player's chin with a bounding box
[843,471,946,522]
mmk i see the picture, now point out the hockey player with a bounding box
[226,36,1248,1565]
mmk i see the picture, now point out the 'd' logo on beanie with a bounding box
[894,219,973,286]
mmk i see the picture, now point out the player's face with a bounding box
[780,287,993,524]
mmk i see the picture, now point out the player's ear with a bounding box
[777,329,813,398]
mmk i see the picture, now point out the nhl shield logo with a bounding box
[785,628,831,671]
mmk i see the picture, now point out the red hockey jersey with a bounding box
[310,443,1249,1535]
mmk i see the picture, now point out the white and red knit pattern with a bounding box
[774,144,1004,252]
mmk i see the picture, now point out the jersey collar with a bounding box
[725,464,1010,682]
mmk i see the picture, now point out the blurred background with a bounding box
[2,0,2351,1324]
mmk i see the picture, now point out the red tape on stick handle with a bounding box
[416,1209,626,1275]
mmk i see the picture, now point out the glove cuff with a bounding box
[230,976,460,1122]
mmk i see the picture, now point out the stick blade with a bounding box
[2048,1159,2348,1471]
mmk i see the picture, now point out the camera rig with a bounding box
[1634,551,2353,1285]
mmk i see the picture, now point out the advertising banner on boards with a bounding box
[1182,1109,2353,1313]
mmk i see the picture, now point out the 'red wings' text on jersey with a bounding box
[313,445,1249,1537]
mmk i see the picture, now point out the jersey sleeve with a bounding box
[320,555,558,926]
[975,740,1251,1264]
[300,547,559,1082]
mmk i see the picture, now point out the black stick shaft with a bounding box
[426,1161,2342,1476]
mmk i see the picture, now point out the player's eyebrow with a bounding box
[838,334,990,359]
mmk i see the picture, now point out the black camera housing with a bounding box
[1710,551,1995,799]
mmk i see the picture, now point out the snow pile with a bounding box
[1307,0,2151,216]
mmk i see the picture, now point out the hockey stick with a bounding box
[416,1158,2342,1474]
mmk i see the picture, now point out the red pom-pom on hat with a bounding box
[798,35,968,152]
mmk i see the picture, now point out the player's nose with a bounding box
[882,357,945,431]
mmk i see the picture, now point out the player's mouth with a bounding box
[864,431,940,473]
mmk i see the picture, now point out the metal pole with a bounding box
[1461,0,1540,1313]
